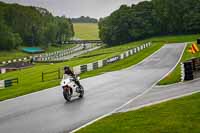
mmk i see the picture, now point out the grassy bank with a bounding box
[77,92,200,133]
[159,43,200,85]
[73,23,99,40]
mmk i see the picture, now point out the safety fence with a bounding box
[181,57,200,81]
[0,78,19,89]
[42,69,62,82]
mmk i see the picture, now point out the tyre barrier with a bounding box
[183,61,194,81]
[197,38,200,45]
[182,57,200,81]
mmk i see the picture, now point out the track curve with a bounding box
[0,43,185,133]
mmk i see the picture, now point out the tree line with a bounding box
[71,16,98,23]
[0,2,74,50]
[99,0,200,45]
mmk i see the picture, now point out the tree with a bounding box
[0,2,74,51]
[0,19,22,50]
[99,0,200,46]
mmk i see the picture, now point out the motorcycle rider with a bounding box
[63,66,81,89]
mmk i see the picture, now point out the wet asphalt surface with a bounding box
[0,43,186,133]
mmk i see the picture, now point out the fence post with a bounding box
[42,72,44,82]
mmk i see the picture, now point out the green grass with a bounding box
[150,34,200,43]
[0,34,199,101]
[77,92,200,133]
[73,23,99,40]
[159,43,200,85]
[0,44,76,63]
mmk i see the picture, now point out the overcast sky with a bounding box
[0,0,145,18]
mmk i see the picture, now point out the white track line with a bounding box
[70,43,187,133]
[121,90,200,113]
[156,77,200,88]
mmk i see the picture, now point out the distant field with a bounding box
[77,92,200,133]
[73,23,99,40]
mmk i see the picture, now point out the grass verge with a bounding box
[77,92,200,133]
[159,43,200,85]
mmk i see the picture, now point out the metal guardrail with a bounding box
[65,40,102,44]
[1,44,81,65]
[0,78,19,88]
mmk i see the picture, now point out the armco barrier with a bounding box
[80,65,87,73]
[93,62,98,70]
[4,78,18,88]
[73,42,152,74]
[98,60,103,68]
[87,63,93,71]
[0,80,4,88]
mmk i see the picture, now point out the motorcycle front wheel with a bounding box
[63,90,72,101]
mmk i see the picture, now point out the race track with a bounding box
[0,43,186,133]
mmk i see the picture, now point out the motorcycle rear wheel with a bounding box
[79,85,84,98]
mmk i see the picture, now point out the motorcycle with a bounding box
[60,74,84,101]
